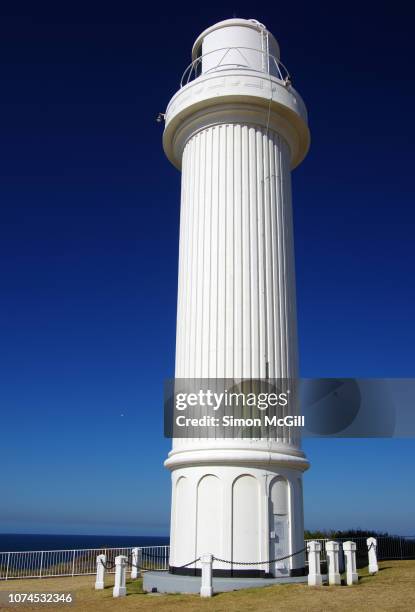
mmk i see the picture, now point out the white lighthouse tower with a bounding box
[163,18,310,578]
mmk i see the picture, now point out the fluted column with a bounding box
[175,123,298,382]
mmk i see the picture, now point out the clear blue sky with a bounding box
[0,1,414,537]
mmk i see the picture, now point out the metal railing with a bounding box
[180,46,291,88]
[1,537,414,580]
[0,545,170,581]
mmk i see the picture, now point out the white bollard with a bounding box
[131,547,142,579]
[95,554,106,590]
[113,555,128,598]
[343,541,358,585]
[307,541,323,586]
[200,553,213,597]
[367,537,379,574]
[326,541,341,585]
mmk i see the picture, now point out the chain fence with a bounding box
[213,547,307,566]
[1,537,414,580]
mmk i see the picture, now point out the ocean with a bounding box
[0,534,169,553]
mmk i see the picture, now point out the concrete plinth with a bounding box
[143,571,310,594]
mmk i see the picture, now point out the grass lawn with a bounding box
[0,561,414,611]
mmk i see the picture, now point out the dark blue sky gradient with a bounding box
[0,1,414,536]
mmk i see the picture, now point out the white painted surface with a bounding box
[200,553,213,597]
[232,475,260,568]
[94,554,106,590]
[270,476,289,575]
[112,555,127,598]
[172,476,195,567]
[192,18,280,77]
[326,541,341,585]
[196,475,222,560]
[174,124,298,385]
[343,541,358,585]
[130,547,141,579]
[307,541,323,586]
[163,18,310,576]
[367,537,379,574]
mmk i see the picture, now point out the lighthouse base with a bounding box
[143,571,310,594]
[166,454,308,578]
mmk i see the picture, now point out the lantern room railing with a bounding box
[180,46,292,88]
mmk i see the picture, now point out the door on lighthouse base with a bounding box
[269,477,290,576]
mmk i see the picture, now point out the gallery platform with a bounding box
[143,571,310,594]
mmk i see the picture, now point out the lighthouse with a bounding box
[163,18,310,578]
